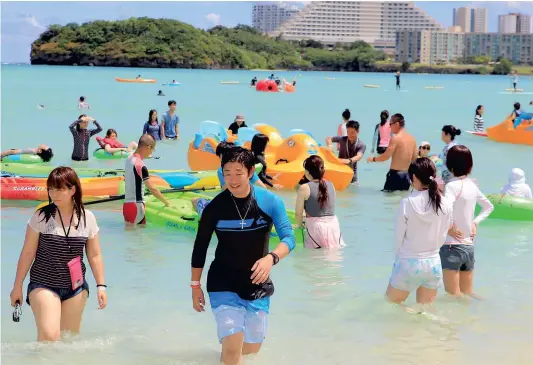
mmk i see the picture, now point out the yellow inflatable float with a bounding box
[265,134,353,191]
[487,117,533,146]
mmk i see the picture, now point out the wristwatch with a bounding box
[268,252,280,265]
[373,156,376,162]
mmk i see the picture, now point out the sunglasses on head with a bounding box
[420,146,430,150]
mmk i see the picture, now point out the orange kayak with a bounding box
[1,175,170,201]
[115,77,156,83]
[487,117,533,146]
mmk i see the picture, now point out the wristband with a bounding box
[96,284,107,288]
[190,280,201,288]
[268,252,280,265]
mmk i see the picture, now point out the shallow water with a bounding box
[2,65,533,364]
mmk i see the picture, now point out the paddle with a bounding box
[84,185,221,205]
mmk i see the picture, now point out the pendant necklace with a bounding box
[230,193,252,229]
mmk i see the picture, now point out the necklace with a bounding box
[230,192,253,229]
[345,137,359,158]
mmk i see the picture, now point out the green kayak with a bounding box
[475,194,533,222]
[145,191,305,247]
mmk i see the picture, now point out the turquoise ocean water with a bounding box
[1,65,533,365]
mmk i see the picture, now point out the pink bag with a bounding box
[67,256,84,290]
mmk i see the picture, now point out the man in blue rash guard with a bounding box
[190,147,295,365]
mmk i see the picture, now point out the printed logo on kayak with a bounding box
[12,186,46,191]
[166,221,197,232]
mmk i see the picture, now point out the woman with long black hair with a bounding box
[295,155,345,249]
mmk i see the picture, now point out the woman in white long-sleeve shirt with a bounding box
[387,157,454,305]
[441,145,494,297]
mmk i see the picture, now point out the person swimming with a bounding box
[157,90,165,96]
[500,168,532,199]
[1,144,54,162]
[78,96,90,109]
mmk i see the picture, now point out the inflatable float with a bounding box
[364,84,380,88]
[424,86,444,89]
[1,154,44,164]
[265,134,353,191]
[156,170,220,190]
[115,77,156,83]
[221,81,240,84]
[505,88,523,92]
[486,117,533,146]
[93,148,131,160]
[144,191,305,247]
[475,194,533,222]
[255,80,295,93]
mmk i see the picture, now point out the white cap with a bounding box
[420,141,430,147]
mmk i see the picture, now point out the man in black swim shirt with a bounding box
[190,147,295,365]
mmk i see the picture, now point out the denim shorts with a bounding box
[26,281,90,306]
[440,244,475,271]
[209,291,270,344]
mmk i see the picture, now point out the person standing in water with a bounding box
[337,108,351,137]
[474,105,484,132]
[395,71,401,90]
[143,109,162,141]
[326,120,366,184]
[295,155,345,249]
[386,158,453,307]
[69,115,103,161]
[371,110,391,155]
[190,147,295,365]
[440,125,461,184]
[10,167,107,341]
[441,145,493,298]
[228,115,248,135]
[161,100,179,140]
[123,134,170,226]
[367,113,418,192]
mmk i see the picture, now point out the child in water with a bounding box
[371,110,391,154]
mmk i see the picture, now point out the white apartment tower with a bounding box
[252,2,301,34]
[471,8,488,33]
[452,7,488,33]
[499,13,532,34]
[270,1,443,52]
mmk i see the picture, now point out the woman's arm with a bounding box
[86,233,106,286]
[89,121,103,136]
[69,120,79,135]
[473,187,494,226]
[371,124,379,153]
[13,225,40,289]
[104,145,127,154]
[142,123,148,135]
[295,184,310,227]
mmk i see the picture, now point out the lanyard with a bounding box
[57,209,75,252]
[345,137,358,157]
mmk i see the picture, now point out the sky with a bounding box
[1,1,532,63]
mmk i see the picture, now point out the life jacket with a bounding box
[96,136,124,149]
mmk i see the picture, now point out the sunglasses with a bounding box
[420,146,431,150]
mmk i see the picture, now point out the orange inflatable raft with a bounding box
[486,117,533,146]
[1,175,170,201]
[115,77,156,83]
[255,80,295,93]
[265,134,353,191]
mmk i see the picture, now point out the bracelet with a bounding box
[96,284,107,288]
[190,284,201,289]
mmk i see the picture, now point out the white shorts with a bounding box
[389,257,442,292]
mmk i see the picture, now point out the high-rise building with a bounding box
[252,2,301,34]
[498,13,532,34]
[453,7,471,33]
[270,1,443,53]
[471,8,488,33]
[452,7,488,33]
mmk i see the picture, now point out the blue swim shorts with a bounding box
[208,291,270,344]
[389,257,442,292]
[196,198,211,216]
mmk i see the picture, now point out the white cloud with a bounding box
[205,13,221,26]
